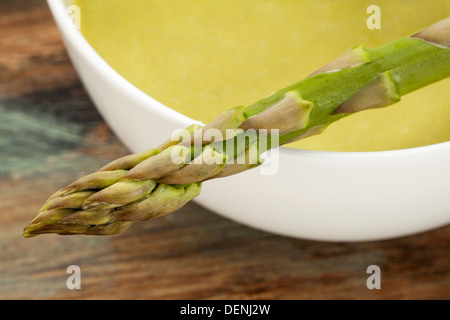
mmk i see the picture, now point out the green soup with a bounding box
[75,0,450,151]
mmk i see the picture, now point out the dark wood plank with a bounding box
[1,0,450,300]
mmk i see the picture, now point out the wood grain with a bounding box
[1,0,450,300]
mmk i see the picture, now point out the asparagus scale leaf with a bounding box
[24,18,450,237]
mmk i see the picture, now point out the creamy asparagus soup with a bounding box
[75,0,450,151]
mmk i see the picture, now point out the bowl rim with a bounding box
[48,0,450,159]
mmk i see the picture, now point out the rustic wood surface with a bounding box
[1,0,450,300]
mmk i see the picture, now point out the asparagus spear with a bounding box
[23,18,450,237]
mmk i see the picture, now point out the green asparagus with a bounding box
[23,18,450,237]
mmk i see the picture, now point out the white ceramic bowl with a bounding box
[48,0,450,242]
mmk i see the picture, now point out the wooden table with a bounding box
[1,0,449,300]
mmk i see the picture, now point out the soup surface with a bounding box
[76,0,450,151]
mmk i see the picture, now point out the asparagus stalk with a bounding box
[23,18,450,237]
